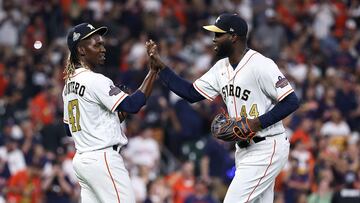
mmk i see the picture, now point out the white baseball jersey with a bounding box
[62,67,129,153]
[193,49,294,137]
[193,49,293,203]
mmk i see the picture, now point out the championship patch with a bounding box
[275,76,289,88]
[109,85,121,96]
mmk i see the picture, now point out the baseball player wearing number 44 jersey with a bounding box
[62,23,157,203]
[147,13,299,203]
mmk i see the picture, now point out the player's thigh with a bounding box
[224,163,275,203]
[251,182,275,203]
[224,135,289,203]
[259,181,275,203]
[78,180,101,203]
[91,151,136,203]
[73,152,101,203]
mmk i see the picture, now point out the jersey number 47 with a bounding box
[68,99,81,132]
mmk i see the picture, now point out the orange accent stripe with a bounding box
[104,152,121,203]
[277,89,294,101]
[226,64,230,80]
[111,93,127,112]
[233,96,238,119]
[69,69,90,78]
[232,52,257,119]
[231,52,257,81]
[193,83,214,101]
[246,140,276,202]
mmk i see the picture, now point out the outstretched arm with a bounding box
[138,69,158,98]
[116,59,158,114]
[146,40,205,103]
[158,67,205,103]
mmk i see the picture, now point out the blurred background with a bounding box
[0,0,359,203]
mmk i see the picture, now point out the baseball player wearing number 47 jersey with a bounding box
[62,23,157,203]
[147,13,299,203]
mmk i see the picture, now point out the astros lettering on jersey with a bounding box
[193,49,293,137]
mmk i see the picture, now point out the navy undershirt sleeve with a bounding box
[258,92,299,129]
[64,123,72,137]
[158,67,205,103]
[116,90,146,113]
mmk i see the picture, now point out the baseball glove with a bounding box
[211,112,256,144]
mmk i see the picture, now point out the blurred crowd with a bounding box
[0,0,359,203]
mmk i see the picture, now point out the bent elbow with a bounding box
[188,98,197,104]
[129,108,141,114]
[125,105,143,114]
[292,98,300,112]
[295,101,300,110]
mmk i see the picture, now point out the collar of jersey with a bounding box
[225,49,257,81]
[70,67,91,78]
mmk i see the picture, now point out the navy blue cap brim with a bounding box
[81,26,108,40]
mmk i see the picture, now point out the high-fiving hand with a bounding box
[145,39,166,72]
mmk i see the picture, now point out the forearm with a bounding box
[138,70,158,98]
[158,67,205,103]
[116,70,157,114]
[258,92,300,129]
[116,91,146,113]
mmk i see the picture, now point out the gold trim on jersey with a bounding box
[110,93,128,112]
[278,89,294,101]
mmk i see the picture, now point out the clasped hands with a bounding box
[145,40,165,73]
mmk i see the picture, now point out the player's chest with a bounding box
[217,66,257,102]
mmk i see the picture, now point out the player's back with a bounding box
[62,68,127,153]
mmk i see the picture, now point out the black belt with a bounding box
[237,136,266,148]
[112,145,121,153]
[252,136,266,143]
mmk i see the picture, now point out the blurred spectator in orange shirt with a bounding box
[6,158,43,203]
[290,118,314,151]
[29,86,58,128]
[0,64,8,97]
[167,160,195,203]
[144,177,172,203]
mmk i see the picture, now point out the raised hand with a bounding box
[145,39,166,71]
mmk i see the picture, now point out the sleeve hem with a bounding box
[277,89,294,101]
[193,83,214,101]
[110,93,129,112]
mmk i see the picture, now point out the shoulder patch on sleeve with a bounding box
[109,85,121,96]
[275,76,289,88]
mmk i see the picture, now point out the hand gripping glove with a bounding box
[211,112,256,143]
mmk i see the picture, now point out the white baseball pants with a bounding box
[224,133,290,203]
[73,147,135,203]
